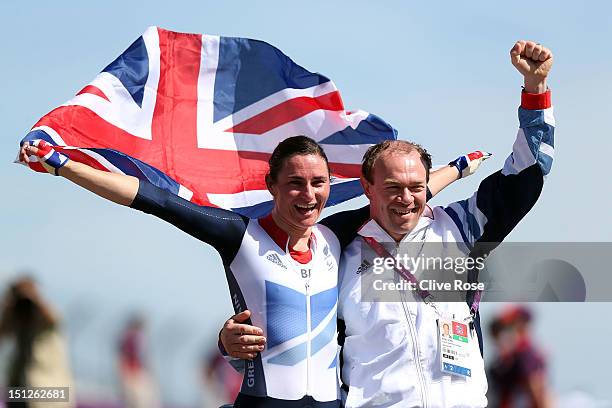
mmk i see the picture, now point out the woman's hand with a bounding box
[19,139,70,175]
[449,150,492,179]
[18,139,139,206]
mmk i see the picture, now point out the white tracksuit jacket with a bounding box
[335,94,555,407]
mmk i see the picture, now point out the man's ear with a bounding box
[360,176,373,199]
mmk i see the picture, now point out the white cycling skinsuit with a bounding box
[131,184,343,408]
[336,91,555,408]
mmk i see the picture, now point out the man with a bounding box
[221,40,554,407]
[488,306,551,407]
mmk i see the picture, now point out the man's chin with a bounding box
[388,221,419,239]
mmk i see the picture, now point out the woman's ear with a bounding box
[266,174,276,197]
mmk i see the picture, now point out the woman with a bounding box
[18,136,476,408]
[19,136,342,407]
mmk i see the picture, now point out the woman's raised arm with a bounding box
[19,140,139,206]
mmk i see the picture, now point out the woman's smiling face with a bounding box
[268,153,330,231]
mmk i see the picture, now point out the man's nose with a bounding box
[398,187,414,204]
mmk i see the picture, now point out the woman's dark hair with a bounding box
[266,136,330,183]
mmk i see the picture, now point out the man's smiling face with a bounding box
[362,150,428,241]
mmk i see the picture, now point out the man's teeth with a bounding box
[296,204,316,210]
[392,208,413,215]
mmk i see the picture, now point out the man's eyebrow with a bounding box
[383,178,426,186]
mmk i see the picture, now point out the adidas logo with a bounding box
[267,253,287,269]
[356,260,371,275]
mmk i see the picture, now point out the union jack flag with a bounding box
[20,27,396,217]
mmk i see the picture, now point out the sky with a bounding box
[1,0,612,405]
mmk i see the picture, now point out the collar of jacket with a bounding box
[357,204,434,243]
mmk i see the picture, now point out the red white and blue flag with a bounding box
[20,27,396,217]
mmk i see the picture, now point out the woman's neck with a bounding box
[271,210,312,251]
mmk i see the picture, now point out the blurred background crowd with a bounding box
[0,275,242,408]
[0,274,610,408]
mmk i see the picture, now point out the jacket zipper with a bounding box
[398,249,429,408]
[305,281,311,395]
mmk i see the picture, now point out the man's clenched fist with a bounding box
[510,40,553,94]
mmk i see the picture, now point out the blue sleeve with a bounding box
[320,206,370,250]
[442,105,555,248]
[443,104,554,355]
[130,179,249,263]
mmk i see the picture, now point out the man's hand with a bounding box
[510,40,553,94]
[220,310,266,360]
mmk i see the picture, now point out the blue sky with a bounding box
[2,0,611,405]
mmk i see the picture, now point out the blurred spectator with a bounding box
[200,347,241,407]
[487,305,552,408]
[117,315,160,408]
[0,276,74,408]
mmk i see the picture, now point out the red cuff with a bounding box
[521,89,551,110]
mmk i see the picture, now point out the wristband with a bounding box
[24,139,70,176]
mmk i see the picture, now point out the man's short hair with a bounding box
[361,140,432,183]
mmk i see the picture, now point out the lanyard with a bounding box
[362,236,437,308]
[362,235,482,317]
[470,285,482,315]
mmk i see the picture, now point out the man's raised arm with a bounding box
[440,40,554,248]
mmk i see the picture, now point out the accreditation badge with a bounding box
[438,319,472,377]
